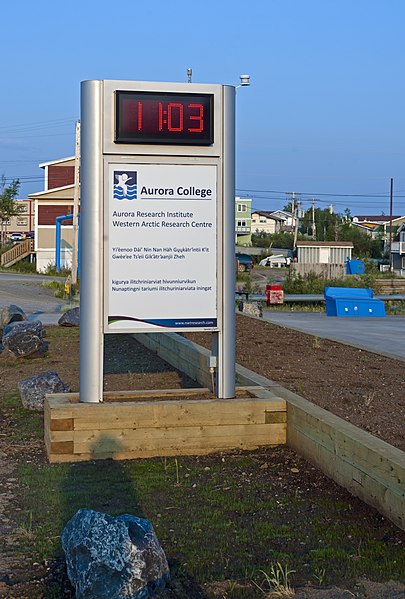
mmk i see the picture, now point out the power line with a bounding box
[237,187,404,198]
[0,117,76,133]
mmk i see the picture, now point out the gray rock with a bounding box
[2,320,45,357]
[18,370,71,411]
[238,301,263,318]
[61,509,170,599]
[58,307,80,327]
[0,304,27,328]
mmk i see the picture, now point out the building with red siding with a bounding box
[28,157,76,271]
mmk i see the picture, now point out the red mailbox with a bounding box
[265,284,284,306]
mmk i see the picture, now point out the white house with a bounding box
[296,241,353,265]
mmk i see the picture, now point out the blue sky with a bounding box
[1,0,405,215]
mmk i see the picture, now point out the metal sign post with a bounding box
[80,80,235,402]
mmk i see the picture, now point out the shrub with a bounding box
[283,271,379,295]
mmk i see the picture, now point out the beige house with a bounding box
[251,210,282,234]
[28,157,75,272]
[6,200,35,236]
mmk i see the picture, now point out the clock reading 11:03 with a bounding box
[115,91,214,145]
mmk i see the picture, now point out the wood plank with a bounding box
[287,401,405,531]
[68,399,285,430]
[288,404,405,487]
[48,452,92,463]
[50,441,74,455]
[50,418,74,431]
[49,431,74,444]
[103,388,213,401]
[45,394,78,404]
[47,407,75,420]
[265,411,287,424]
[72,423,286,454]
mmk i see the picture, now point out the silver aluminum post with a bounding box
[216,85,236,398]
[80,80,104,402]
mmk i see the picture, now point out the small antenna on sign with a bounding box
[187,67,192,83]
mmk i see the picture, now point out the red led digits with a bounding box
[188,103,204,133]
[167,103,184,132]
[137,101,142,131]
[116,91,213,145]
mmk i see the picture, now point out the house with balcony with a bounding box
[28,156,76,272]
[391,223,405,273]
[352,215,405,244]
[235,197,252,245]
[269,209,294,232]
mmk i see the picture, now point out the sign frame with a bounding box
[80,79,235,402]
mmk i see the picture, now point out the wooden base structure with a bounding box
[45,387,286,463]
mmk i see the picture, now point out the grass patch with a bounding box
[1,393,404,597]
[1,392,44,443]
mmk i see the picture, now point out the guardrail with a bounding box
[236,292,405,303]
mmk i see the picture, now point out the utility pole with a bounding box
[71,121,80,285]
[389,177,394,272]
[286,191,295,237]
[293,199,300,249]
[312,198,316,240]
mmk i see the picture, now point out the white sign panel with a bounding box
[106,163,217,332]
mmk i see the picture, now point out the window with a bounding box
[238,204,247,212]
[237,220,247,227]
[19,204,28,213]
[17,218,28,226]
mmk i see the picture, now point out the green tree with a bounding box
[251,231,295,249]
[338,220,383,258]
[0,178,22,246]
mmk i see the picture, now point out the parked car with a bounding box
[236,253,254,272]
[9,232,25,241]
[25,231,35,239]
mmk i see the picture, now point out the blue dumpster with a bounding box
[324,287,386,317]
[345,259,365,275]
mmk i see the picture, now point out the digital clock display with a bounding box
[115,91,214,145]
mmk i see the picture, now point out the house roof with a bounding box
[28,184,74,199]
[39,156,75,169]
[353,215,401,224]
[251,210,282,221]
[269,210,293,219]
[297,241,354,248]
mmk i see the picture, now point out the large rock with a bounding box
[2,320,46,357]
[238,301,263,318]
[0,304,27,328]
[18,370,71,411]
[58,307,80,327]
[61,509,170,599]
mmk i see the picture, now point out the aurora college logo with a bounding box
[113,171,137,200]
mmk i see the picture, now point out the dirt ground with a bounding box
[188,313,405,452]
[0,317,404,598]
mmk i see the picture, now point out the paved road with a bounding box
[0,272,69,324]
[262,310,405,361]
[2,273,404,359]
